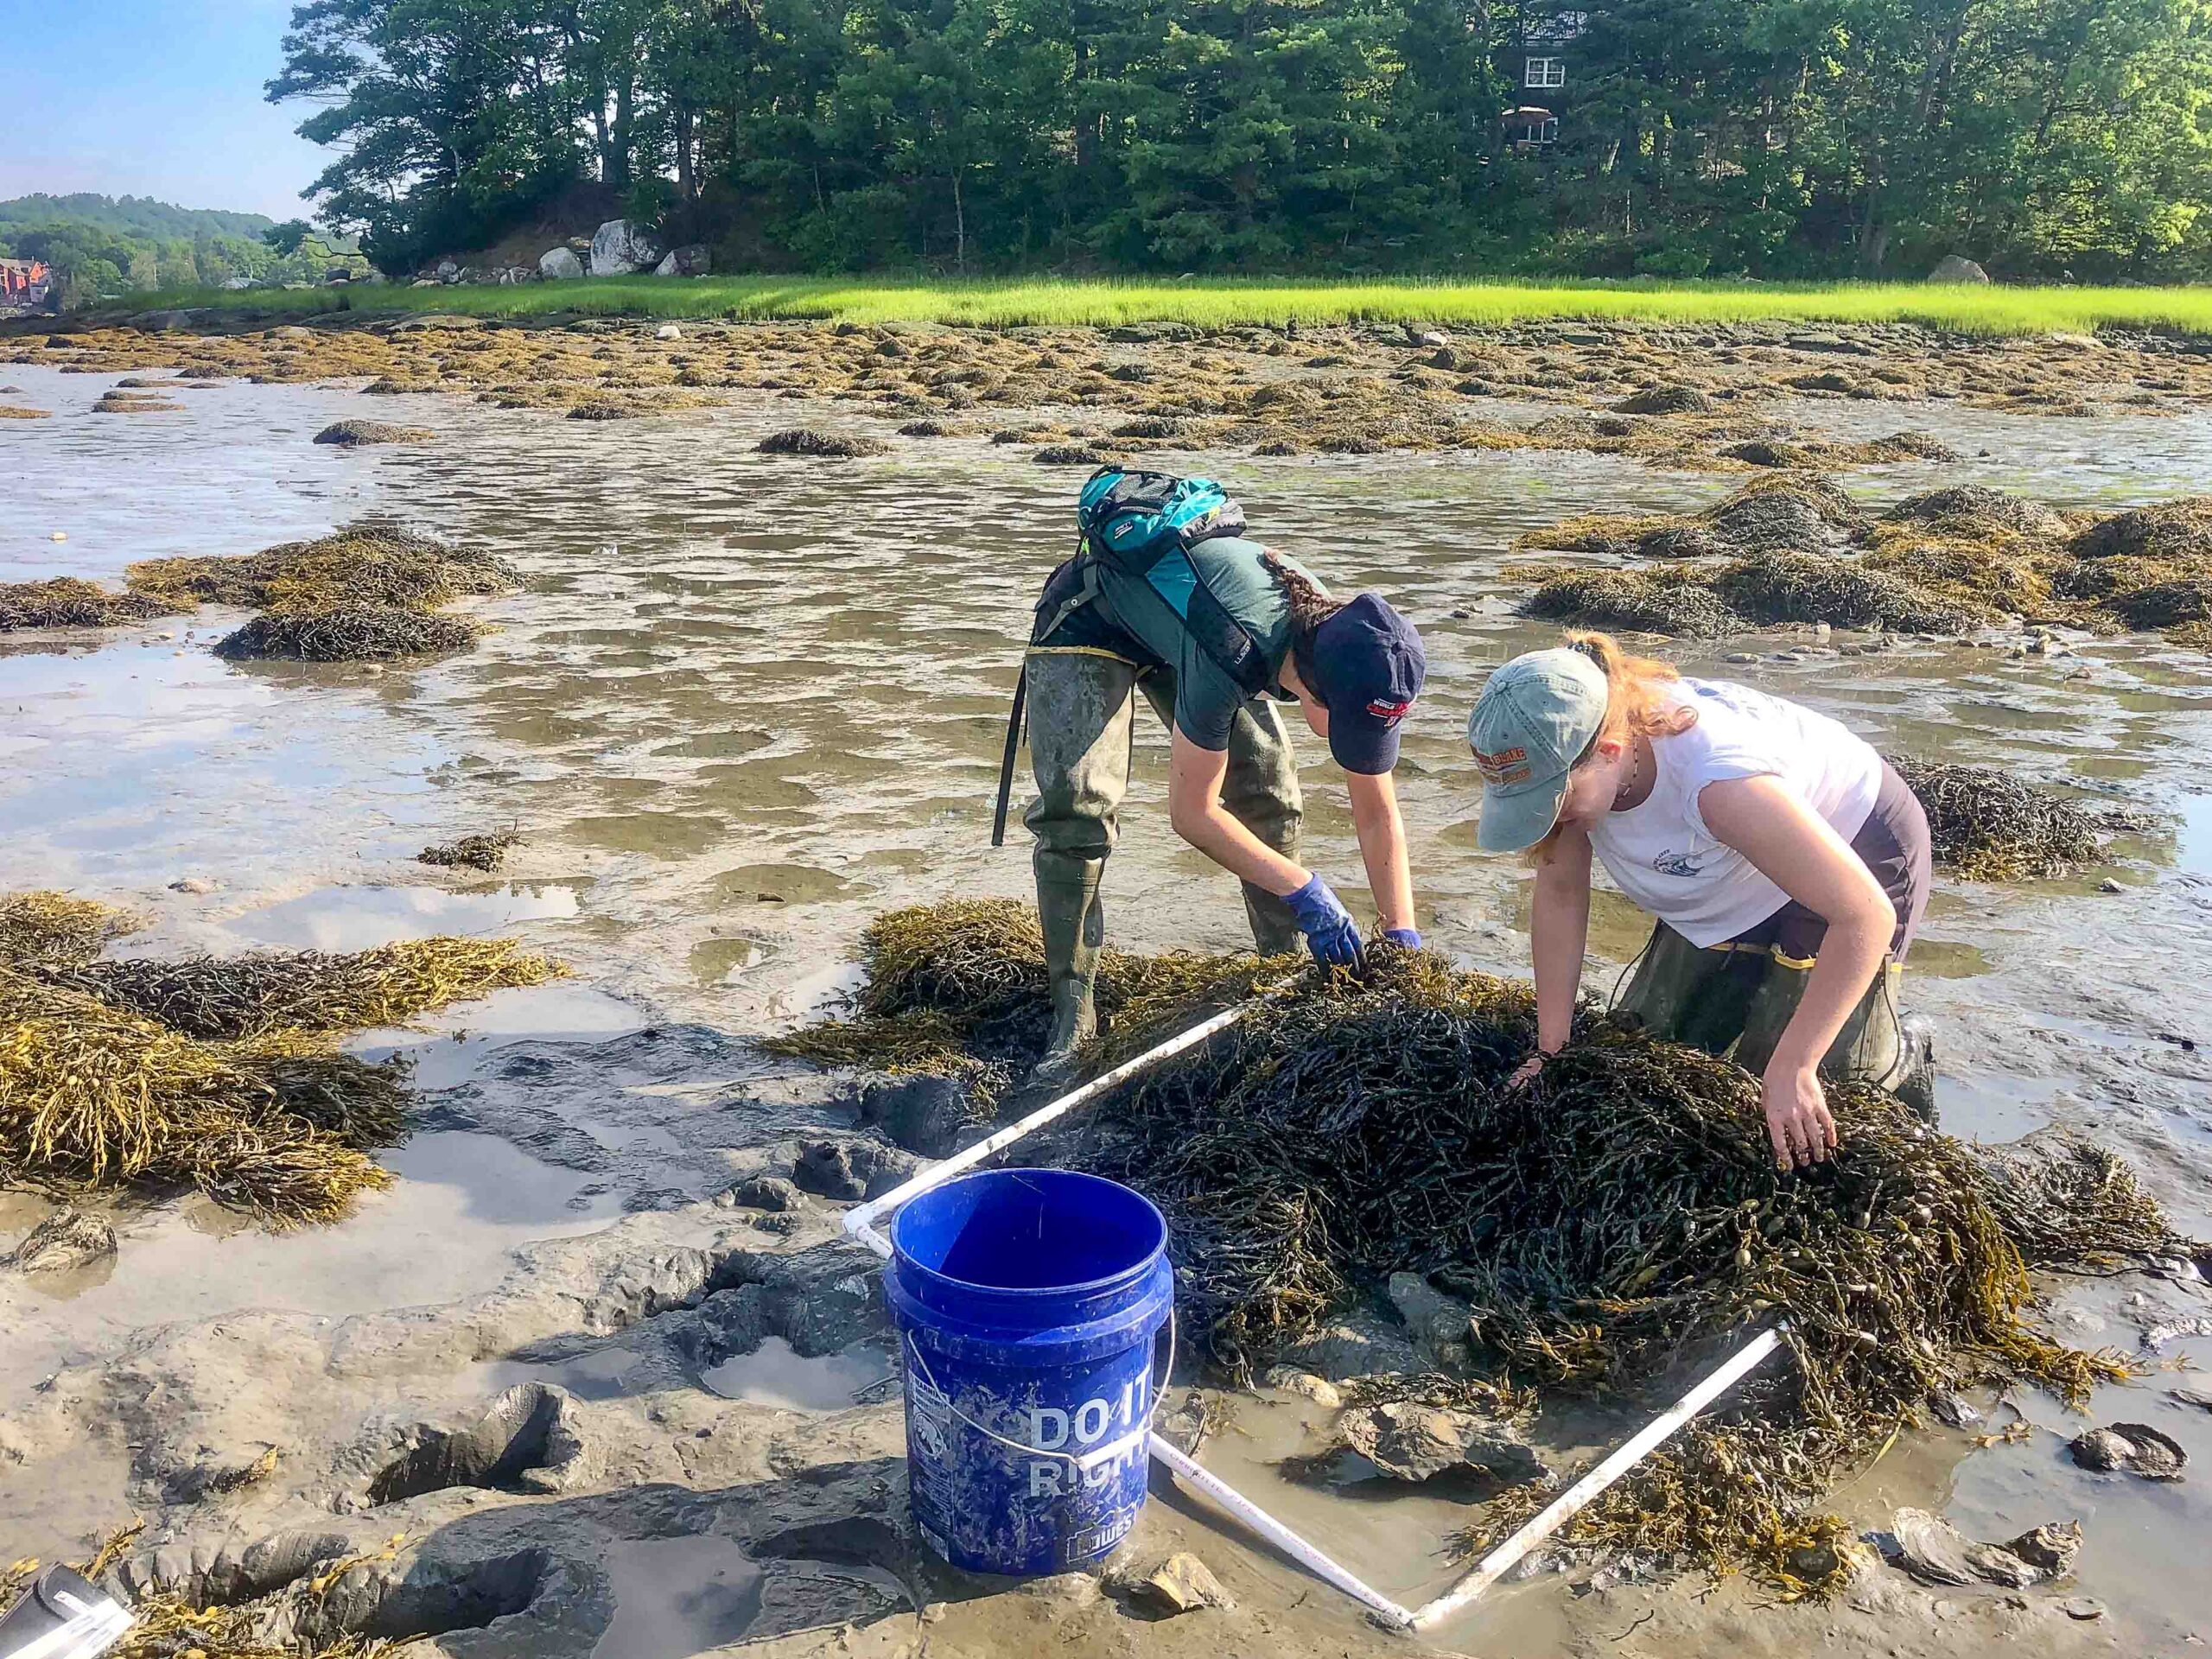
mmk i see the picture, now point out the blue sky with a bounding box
[4,2,328,218]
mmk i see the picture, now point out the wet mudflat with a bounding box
[1,330,2209,1658]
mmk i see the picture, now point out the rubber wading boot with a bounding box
[1033,859,1106,1086]
[1894,1019,1939,1123]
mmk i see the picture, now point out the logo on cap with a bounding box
[1366,697,1414,727]
[1472,743,1531,785]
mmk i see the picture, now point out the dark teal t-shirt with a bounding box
[1090,535,1318,751]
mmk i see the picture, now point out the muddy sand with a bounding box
[1,315,2209,1657]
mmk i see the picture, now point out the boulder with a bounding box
[654,244,712,277]
[589,219,663,276]
[1332,1402,1546,1485]
[433,257,461,282]
[538,246,585,281]
[1929,255,1991,283]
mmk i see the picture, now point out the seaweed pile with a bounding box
[1885,757,2117,880]
[0,525,515,661]
[1517,481,2212,648]
[0,577,173,634]
[417,830,523,872]
[786,901,2183,1589]
[129,525,521,664]
[1521,554,1970,637]
[762,898,1278,1100]
[0,891,563,1222]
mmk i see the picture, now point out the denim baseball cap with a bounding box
[1466,647,1610,851]
[1312,594,1426,774]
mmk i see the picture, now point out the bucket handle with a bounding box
[903,1306,1176,1475]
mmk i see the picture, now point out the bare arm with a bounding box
[1345,770,1415,934]
[1530,824,1592,1055]
[1167,726,1308,895]
[1699,773,1894,1166]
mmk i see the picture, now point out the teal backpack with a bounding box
[1076,467,1247,570]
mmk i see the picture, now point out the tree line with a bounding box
[262,0,2212,283]
[0,197,366,309]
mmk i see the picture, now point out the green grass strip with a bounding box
[85,275,2212,336]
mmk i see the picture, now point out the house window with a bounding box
[1526,56,1566,88]
[1519,116,1560,145]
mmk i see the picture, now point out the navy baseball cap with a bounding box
[1311,594,1426,774]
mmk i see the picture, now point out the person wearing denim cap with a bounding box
[1467,632,1935,1172]
[1022,484,1427,1084]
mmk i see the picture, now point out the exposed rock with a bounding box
[2069,1422,2187,1478]
[1273,1313,1419,1381]
[855,1073,988,1158]
[654,324,682,340]
[1929,255,1993,283]
[1261,1367,1342,1410]
[313,420,435,448]
[168,876,219,894]
[1112,1552,1233,1615]
[1,1209,118,1274]
[589,219,664,276]
[538,246,585,280]
[1385,1271,1474,1367]
[654,244,712,277]
[717,1175,806,1213]
[1332,1402,1546,1485]
[791,1138,918,1200]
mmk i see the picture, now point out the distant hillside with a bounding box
[0,194,274,239]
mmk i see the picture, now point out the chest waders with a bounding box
[1008,543,1304,1081]
[991,515,1273,847]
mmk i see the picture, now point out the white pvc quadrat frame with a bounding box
[840,1002,1785,1635]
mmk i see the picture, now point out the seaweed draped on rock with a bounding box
[774,899,2186,1592]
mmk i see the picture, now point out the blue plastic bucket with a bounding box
[884,1167,1174,1575]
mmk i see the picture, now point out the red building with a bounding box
[0,258,52,307]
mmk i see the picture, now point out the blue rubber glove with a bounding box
[1284,875,1366,971]
[1382,927,1422,950]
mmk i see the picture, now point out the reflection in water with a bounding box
[589,1536,763,1659]
[699,1337,894,1409]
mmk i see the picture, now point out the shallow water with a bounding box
[699,1336,895,1409]
[5,353,2212,1645]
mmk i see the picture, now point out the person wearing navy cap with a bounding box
[1017,469,1427,1083]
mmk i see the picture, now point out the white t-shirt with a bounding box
[1586,679,1883,947]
